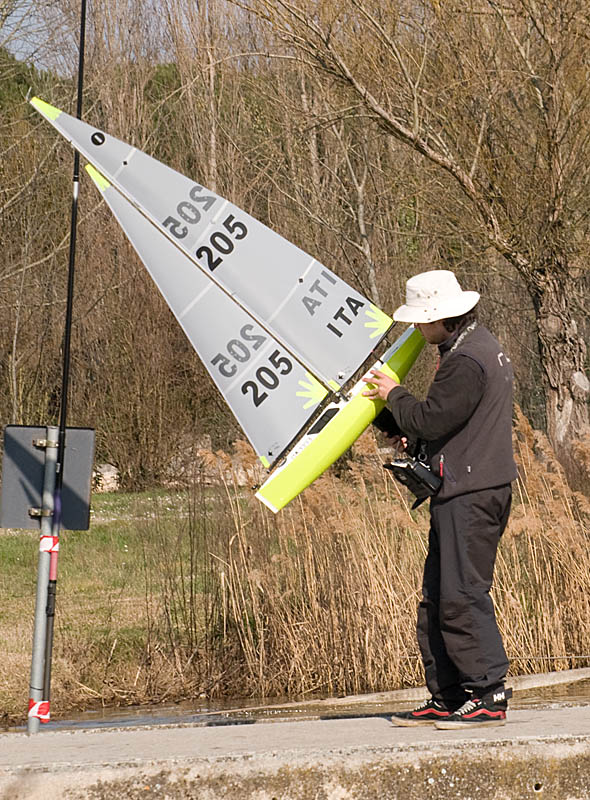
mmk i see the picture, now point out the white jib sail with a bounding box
[85,164,328,466]
[30,98,393,391]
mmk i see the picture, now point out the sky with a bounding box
[2,0,80,73]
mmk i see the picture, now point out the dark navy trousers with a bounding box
[417,485,511,703]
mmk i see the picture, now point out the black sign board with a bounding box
[0,426,95,530]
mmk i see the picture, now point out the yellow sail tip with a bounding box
[365,304,393,339]
[296,372,329,410]
[85,164,111,192]
[30,97,62,122]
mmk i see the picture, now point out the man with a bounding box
[363,269,517,729]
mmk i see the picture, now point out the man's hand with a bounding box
[362,368,399,401]
[389,434,408,453]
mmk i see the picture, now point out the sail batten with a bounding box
[178,283,214,320]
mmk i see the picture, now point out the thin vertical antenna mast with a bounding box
[42,0,88,705]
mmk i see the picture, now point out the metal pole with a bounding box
[27,426,59,735]
[42,524,60,705]
[40,0,87,713]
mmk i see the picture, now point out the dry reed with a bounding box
[3,409,590,723]
[196,407,590,698]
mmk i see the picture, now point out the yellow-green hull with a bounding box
[256,326,424,512]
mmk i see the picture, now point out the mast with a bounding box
[43,0,88,709]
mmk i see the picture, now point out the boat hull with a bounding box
[256,326,424,512]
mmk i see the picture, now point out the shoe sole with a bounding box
[435,718,506,730]
[392,717,448,727]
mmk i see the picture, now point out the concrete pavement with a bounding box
[1,700,590,799]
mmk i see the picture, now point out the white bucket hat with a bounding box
[393,269,480,324]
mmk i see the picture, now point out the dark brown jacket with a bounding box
[384,324,517,500]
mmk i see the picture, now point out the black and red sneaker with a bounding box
[391,698,455,727]
[434,688,512,729]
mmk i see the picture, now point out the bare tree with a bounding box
[7,0,586,486]
[236,0,590,481]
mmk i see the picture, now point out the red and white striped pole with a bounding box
[27,426,59,734]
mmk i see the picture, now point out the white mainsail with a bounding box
[85,164,328,465]
[30,98,393,393]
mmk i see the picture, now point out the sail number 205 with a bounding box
[162,185,248,272]
[211,325,293,407]
[242,351,293,408]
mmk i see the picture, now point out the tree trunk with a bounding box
[532,271,590,485]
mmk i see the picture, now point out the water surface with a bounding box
[9,677,590,733]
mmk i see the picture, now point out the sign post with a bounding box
[27,426,59,733]
[1,424,95,732]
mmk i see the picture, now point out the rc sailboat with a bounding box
[30,97,424,511]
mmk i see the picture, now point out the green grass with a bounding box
[0,489,207,722]
[90,487,188,520]
[0,489,197,599]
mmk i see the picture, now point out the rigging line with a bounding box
[43,0,88,706]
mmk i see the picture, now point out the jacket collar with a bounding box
[438,320,478,358]
[439,328,459,357]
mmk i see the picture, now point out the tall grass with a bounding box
[2,411,590,722]
[193,411,590,698]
